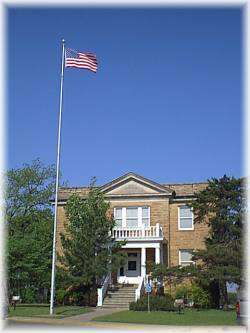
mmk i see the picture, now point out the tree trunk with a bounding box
[209,280,220,309]
[220,281,229,310]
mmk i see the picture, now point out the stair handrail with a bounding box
[135,276,144,301]
[97,272,111,307]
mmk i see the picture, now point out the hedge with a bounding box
[129,294,175,311]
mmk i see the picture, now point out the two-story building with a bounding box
[55,172,209,307]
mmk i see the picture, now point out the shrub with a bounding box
[174,284,211,309]
[61,285,97,306]
[129,294,175,311]
[56,289,68,305]
[23,288,37,303]
[190,285,210,309]
[175,286,190,300]
[228,292,237,305]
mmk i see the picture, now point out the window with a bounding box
[128,261,137,271]
[179,249,194,266]
[113,206,150,228]
[114,208,122,228]
[126,207,138,228]
[142,207,150,227]
[178,205,194,230]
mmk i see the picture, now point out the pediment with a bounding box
[101,172,172,197]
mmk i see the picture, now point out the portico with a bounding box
[113,230,164,284]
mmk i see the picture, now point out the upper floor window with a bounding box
[179,249,194,266]
[178,205,194,230]
[114,206,150,228]
[114,208,122,228]
[126,207,138,228]
[142,207,150,227]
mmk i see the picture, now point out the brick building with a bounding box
[56,172,209,307]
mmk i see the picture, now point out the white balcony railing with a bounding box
[112,223,163,240]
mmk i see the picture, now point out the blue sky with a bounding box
[8,7,243,186]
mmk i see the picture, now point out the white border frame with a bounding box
[1,2,249,331]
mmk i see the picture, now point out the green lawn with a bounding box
[93,309,237,326]
[8,304,93,318]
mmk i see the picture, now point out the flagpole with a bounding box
[50,38,66,316]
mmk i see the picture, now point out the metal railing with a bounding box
[97,273,111,307]
[135,276,145,301]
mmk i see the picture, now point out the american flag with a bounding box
[65,48,98,73]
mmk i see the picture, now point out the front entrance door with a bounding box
[118,251,141,284]
[127,252,140,278]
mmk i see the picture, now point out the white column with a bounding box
[141,224,145,238]
[160,243,163,263]
[122,207,126,228]
[155,244,161,264]
[138,207,142,228]
[141,247,146,278]
[156,223,160,237]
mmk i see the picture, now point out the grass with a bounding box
[8,304,93,318]
[93,309,237,326]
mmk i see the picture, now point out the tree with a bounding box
[59,180,126,305]
[151,175,244,310]
[191,175,244,309]
[6,159,56,302]
[6,159,56,225]
[151,263,197,295]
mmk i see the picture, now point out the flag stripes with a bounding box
[65,48,98,72]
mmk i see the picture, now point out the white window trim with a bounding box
[114,207,123,228]
[178,249,195,267]
[141,206,150,228]
[178,205,194,231]
[125,207,138,228]
[113,206,150,229]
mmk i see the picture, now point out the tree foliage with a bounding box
[6,159,56,302]
[151,175,244,309]
[59,180,127,300]
[191,175,244,307]
[7,159,55,225]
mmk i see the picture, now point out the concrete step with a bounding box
[108,287,136,291]
[103,302,132,307]
[102,304,130,309]
[107,290,135,295]
[110,284,137,289]
[116,284,137,287]
[114,286,137,290]
[103,298,134,303]
[104,300,134,305]
[102,284,137,309]
[105,295,135,300]
[108,288,136,292]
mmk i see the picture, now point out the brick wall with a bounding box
[55,182,209,268]
[56,205,67,258]
[108,199,169,230]
[169,202,209,266]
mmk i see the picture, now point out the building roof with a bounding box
[163,183,208,197]
[56,172,207,202]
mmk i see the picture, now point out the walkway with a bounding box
[62,306,125,323]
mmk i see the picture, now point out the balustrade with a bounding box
[112,223,163,239]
